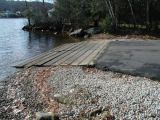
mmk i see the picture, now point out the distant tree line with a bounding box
[0,0,52,13]
[21,0,160,34]
[46,0,159,33]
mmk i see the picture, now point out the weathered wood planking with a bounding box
[44,41,90,66]
[51,41,100,65]
[71,41,104,65]
[14,42,84,68]
[36,41,87,66]
[79,41,109,66]
[26,42,85,67]
[14,40,110,68]
[59,42,97,65]
[13,42,77,68]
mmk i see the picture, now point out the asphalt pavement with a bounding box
[96,40,160,80]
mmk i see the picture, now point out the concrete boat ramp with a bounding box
[14,40,110,68]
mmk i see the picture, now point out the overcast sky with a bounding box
[12,0,54,3]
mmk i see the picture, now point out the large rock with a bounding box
[69,29,87,37]
[22,25,33,31]
[85,27,101,35]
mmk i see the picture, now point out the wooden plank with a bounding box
[79,41,109,66]
[35,41,87,66]
[25,42,84,67]
[14,42,76,67]
[89,41,110,65]
[71,41,103,65]
[60,42,97,65]
[14,40,110,68]
[54,42,81,51]
[49,42,92,65]
[81,42,107,66]
[54,42,76,51]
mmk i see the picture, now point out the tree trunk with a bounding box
[104,0,113,20]
[43,0,45,6]
[104,0,117,30]
[127,0,137,28]
[28,18,31,26]
[25,0,31,26]
[114,0,118,27]
[25,0,28,7]
[146,0,150,30]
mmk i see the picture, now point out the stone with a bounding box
[36,112,59,120]
[90,107,103,117]
[69,29,87,37]
[22,25,32,31]
[150,113,157,118]
[53,94,71,104]
[95,111,115,120]
[85,27,101,35]
[69,89,75,93]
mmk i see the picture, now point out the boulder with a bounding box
[22,25,33,31]
[69,29,87,37]
[85,27,101,35]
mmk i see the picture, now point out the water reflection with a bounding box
[0,18,80,80]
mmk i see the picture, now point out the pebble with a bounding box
[1,66,160,120]
[48,66,160,119]
[36,112,59,120]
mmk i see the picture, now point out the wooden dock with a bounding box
[14,40,110,68]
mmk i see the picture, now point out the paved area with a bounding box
[96,40,160,80]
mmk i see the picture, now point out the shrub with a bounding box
[99,17,112,33]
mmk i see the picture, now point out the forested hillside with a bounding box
[22,0,159,35]
[0,0,52,12]
[51,0,160,32]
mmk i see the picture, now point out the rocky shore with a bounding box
[0,66,160,120]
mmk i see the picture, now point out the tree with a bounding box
[25,0,31,26]
[146,0,150,30]
[127,0,137,28]
[22,0,160,32]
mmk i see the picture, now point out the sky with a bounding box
[12,0,54,3]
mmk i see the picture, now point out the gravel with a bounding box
[0,66,160,119]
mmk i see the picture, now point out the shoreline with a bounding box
[89,33,160,41]
[1,66,160,119]
[22,24,160,40]
[1,34,160,119]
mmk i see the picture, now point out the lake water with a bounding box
[0,18,79,81]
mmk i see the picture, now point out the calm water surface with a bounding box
[0,18,79,80]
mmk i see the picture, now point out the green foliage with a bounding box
[22,0,160,32]
[52,0,109,29]
[100,17,112,32]
[31,9,48,24]
[24,8,34,19]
